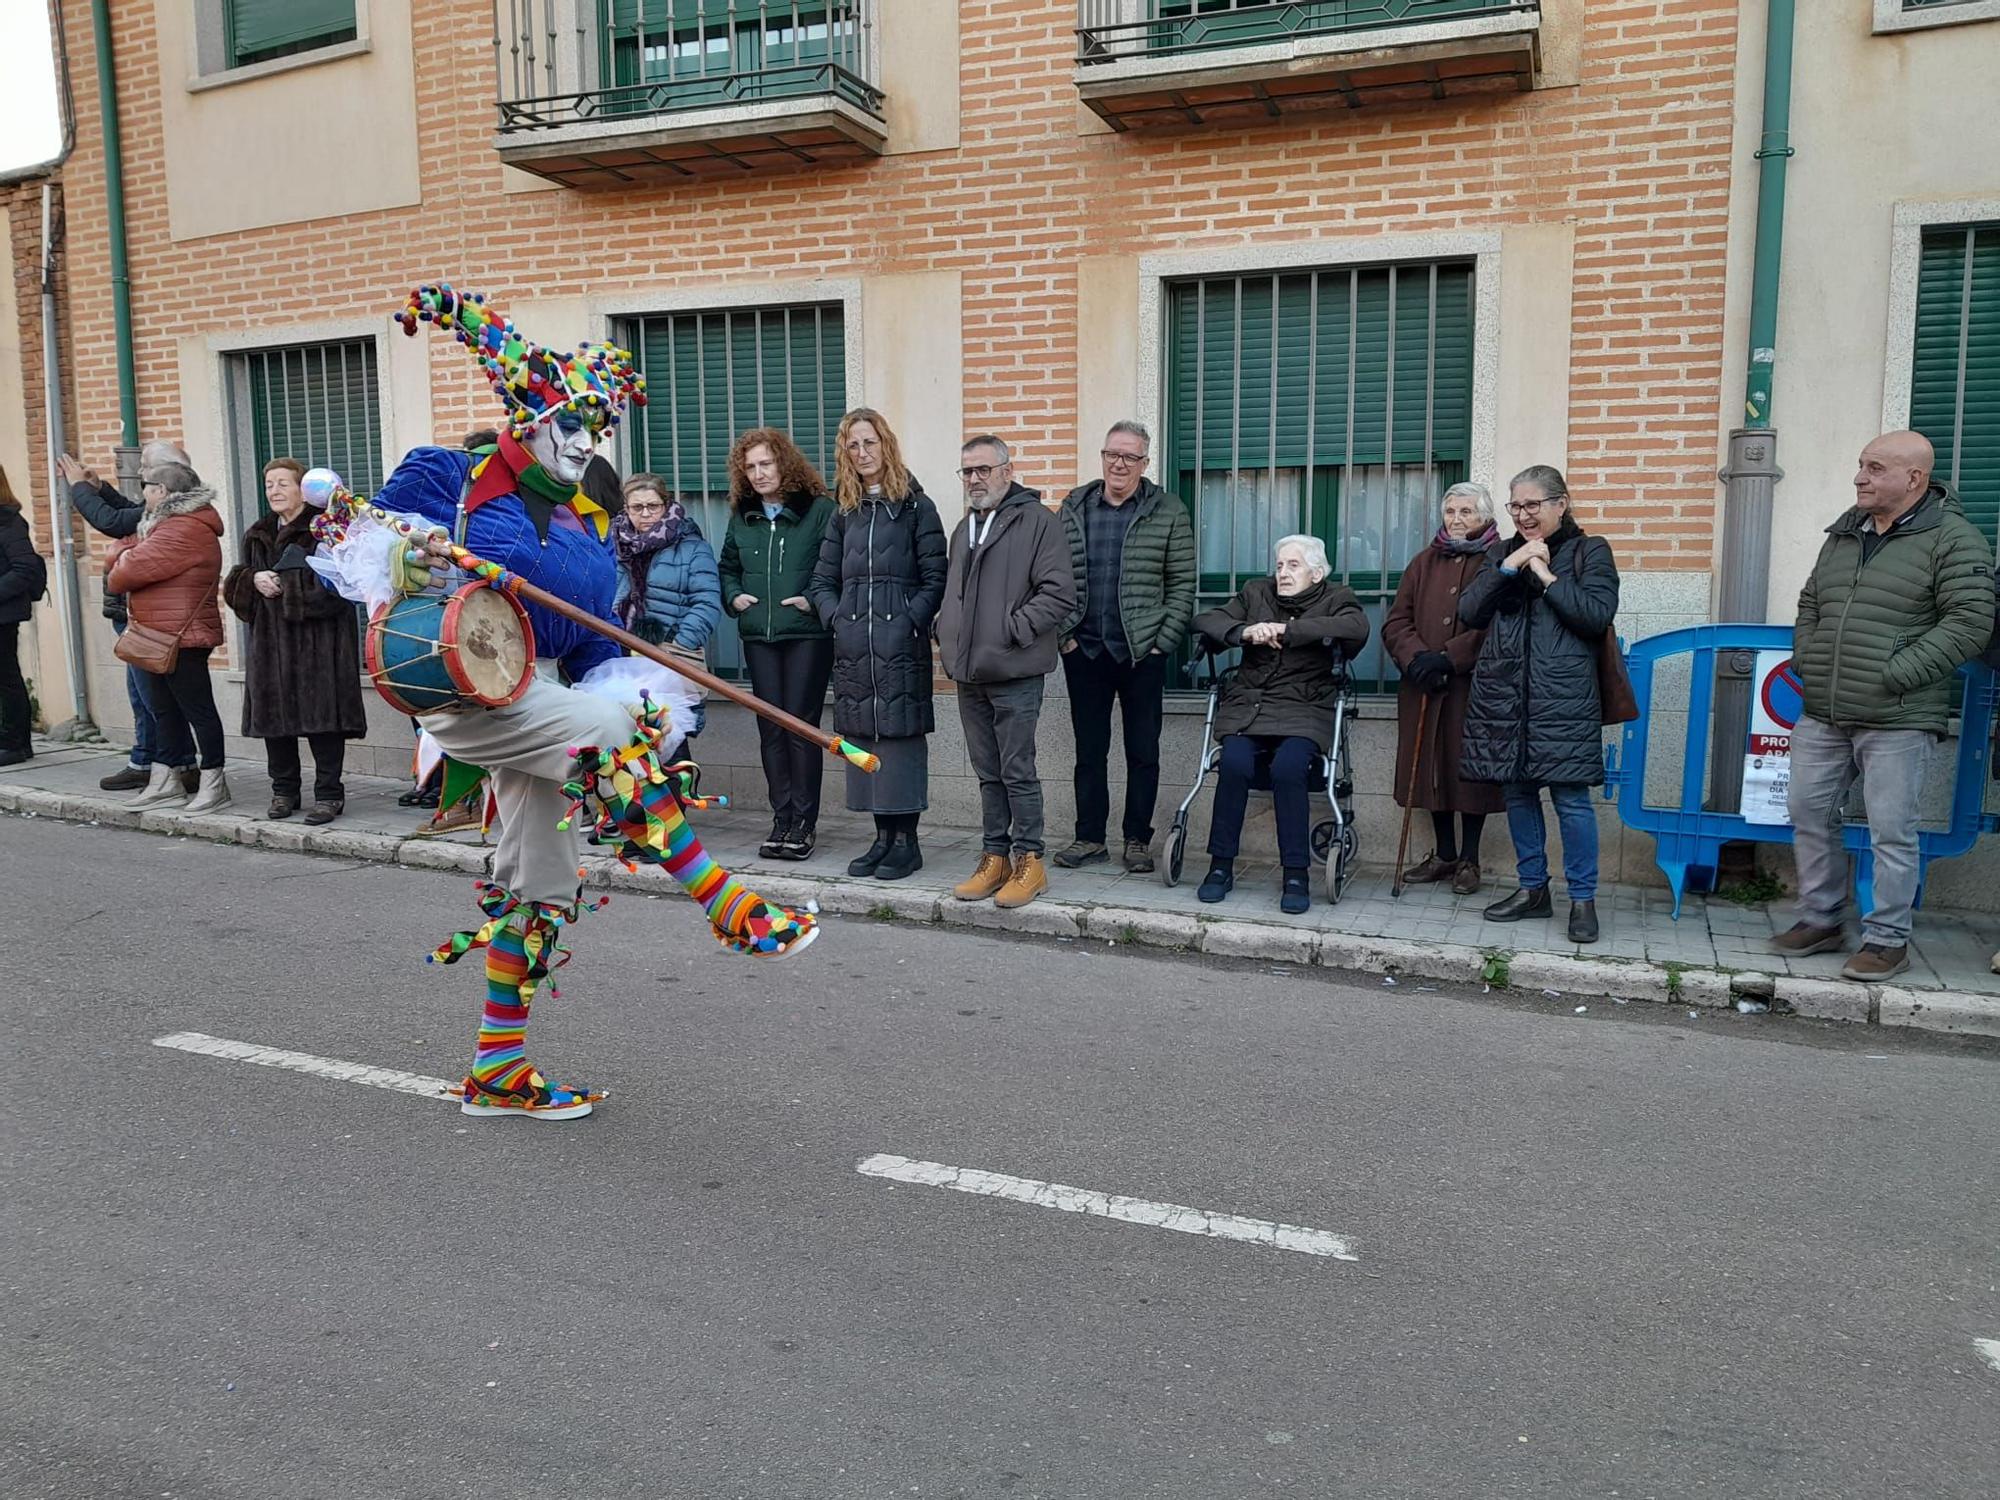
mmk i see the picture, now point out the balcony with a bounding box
[494,1,886,188]
[1074,1,1543,131]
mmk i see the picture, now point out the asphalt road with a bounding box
[4,816,1997,1500]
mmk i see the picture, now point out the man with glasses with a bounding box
[1052,420,1196,873]
[935,435,1077,909]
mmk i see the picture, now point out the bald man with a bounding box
[1774,430,1995,981]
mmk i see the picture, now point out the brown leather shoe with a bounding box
[994,852,1049,909]
[1840,943,1909,982]
[1772,921,1845,957]
[1451,860,1482,896]
[1401,852,1457,884]
[953,853,1011,902]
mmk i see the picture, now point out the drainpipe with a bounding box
[1708,0,1795,816]
[90,0,142,497]
[40,183,93,733]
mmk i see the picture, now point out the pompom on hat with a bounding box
[398,283,645,438]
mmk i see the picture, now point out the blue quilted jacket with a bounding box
[373,445,620,679]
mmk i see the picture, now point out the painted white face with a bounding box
[525,414,597,484]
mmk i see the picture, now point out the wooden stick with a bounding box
[1390,692,1430,899]
[359,499,878,773]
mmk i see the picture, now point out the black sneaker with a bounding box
[100,764,149,791]
[780,822,816,861]
[759,817,792,860]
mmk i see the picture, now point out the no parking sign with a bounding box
[1742,650,1800,825]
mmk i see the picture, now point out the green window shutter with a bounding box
[625,304,846,676]
[1911,224,2000,544]
[237,340,383,518]
[226,0,356,68]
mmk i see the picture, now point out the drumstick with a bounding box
[350,497,880,774]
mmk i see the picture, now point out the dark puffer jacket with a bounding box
[69,480,142,623]
[1056,478,1198,658]
[1457,519,1620,787]
[1792,483,1993,736]
[1193,576,1370,754]
[0,503,47,626]
[808,483,949,741]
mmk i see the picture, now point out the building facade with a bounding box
[11,1,1987,889]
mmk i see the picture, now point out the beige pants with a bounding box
[420,672,635,904]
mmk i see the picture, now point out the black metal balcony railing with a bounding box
[494,0,882,136]
[1076,0,1540,66]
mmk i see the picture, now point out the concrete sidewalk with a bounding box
[5,736,1998,1042]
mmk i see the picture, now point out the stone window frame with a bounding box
[1873,0,2000,35]
[1880,196,2000,432]
[188,0,374,94]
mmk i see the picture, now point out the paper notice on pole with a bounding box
[1742,649,1802,826]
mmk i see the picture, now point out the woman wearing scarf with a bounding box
[1382,481,1506,896]
[612,474,722,750]
[1189,535,1369,915]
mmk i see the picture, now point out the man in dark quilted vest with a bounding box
[1774,430,1994,981]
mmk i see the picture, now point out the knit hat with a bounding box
[398,284,646,438]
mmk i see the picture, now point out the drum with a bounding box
[365,580,535,717]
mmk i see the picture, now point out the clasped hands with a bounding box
[1241,621,1288,648]
[1502,537,1555,583]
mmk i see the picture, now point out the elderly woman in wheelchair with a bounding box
[1188,535,1369,914]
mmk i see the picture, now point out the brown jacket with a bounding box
[1382,540,1505,814]
[935,485,1077,684]
[106,490,226,650]
[222,508,366,739]
[1193,575,1369,754]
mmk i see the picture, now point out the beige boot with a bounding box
[952,852,1011,902]
[184,768,233,814]
[127,762,188,810]
[994,852,1048,909]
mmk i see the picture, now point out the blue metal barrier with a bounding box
[1602,623,2000,917]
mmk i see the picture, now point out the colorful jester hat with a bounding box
[398,284,646,439]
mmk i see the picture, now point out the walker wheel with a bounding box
[1328,824,1358,903]
[1162,817,1188,888]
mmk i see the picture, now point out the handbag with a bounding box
[1562,540,1638,726]
[114,595,203,675]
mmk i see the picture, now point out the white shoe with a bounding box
[184,768,232,814]
[127,762,188,810]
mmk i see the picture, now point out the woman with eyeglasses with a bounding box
[1458,464,1621,943]
[718,428,836,861]
[1382,480,1506,896]
[807,408,948,880]
[612,473,722,754]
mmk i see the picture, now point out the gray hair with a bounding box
[140,439,192,469]
[1441,480,1494,523]
[141,461,201,494]
[1274,533,1330,580]
[962,434,1011,464]
[1105,420,1150,450]
[1509,464,1570,503]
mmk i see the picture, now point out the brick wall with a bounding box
[2,173,75,559]
[52,0,1740,577]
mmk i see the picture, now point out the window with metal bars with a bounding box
[1164,260,1476,694]
[602,0,864,111]
[620,302,846,677]
[224,338,384,529]
[1911,223,2000,549]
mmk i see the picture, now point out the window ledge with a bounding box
[188,38,372,95]
[1874,0,2000,33]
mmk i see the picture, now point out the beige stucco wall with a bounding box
[1492,222,1575,492]
[1074,254,1141,479]
[1761,2,2000,623]
[156,0,423,240]
[879,0,960,155]
[860,269,965,528]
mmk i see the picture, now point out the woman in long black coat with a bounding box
[809,408,948,881]
[1458,464,1620,943]
[221,458,366,823]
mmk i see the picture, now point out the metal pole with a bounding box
[41,183,94,733]
[89,0,138,453]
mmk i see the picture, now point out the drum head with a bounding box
[450,585,533,704]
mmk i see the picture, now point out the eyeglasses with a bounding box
[957,463,1006,482]
[843,438,880,454]
[1506,498,1559,515]
[1100,450,1148,468]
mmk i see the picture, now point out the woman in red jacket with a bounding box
[106,461,230,812]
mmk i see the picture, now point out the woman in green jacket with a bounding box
[718,427,836,861]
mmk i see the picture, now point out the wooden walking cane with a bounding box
[355,497,881,773]
[1391,692,1431,899]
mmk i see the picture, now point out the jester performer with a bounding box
[341,284,817,1121]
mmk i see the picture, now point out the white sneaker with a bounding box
[184,768,232,814]
[127,762,188,810]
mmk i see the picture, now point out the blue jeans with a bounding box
[1503,782,1599,900]
[113,619,166,767]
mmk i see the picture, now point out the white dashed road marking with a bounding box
[153,1032,457,1103]
[857,1152,1357,1260]
[1976,1338,2000,1374]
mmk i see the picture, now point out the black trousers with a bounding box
[0,622,29,753]
[266,735,348,803]
[1061,646,1167,845]
[742,636,835,827]
[144,647,225,770]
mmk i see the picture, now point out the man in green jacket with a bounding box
[1052,421,1197,874]
[1774,430,1994,981]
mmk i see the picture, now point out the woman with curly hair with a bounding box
[718,427,836,860]
[808,409,948,881]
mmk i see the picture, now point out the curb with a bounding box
[7,787,1998,1044]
